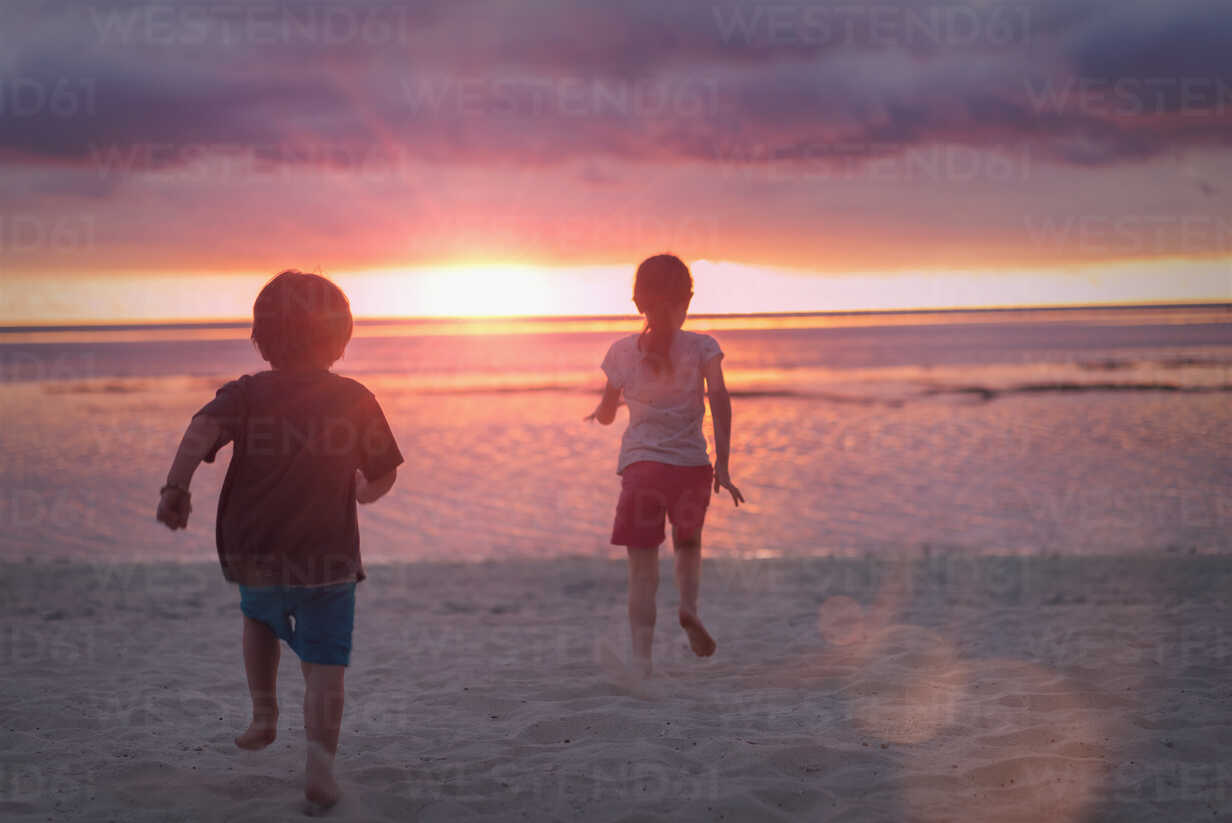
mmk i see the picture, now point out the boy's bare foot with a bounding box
[679,609,716,657]
[234,716,278,750]
[305,742,340,809]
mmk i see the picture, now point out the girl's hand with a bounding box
[584,381,623,425]
[714,465,745,507]
[156,487,192,530]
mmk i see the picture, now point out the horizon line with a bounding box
[2,299,1229,333]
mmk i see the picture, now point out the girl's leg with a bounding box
[235,615,280,750]
[673,527,716,657]
[301,661,345,808]
[626,547,660,675]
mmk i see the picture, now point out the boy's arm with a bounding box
[583,380,623,426]
[704,357,745,506]
[156,414,226,530]
[356,467,397,504]
[354,390,403,505]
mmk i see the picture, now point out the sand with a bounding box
[2,553,1229,822]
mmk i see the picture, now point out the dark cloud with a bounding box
[0,54,356,162]
[1,0,1229,180]
[1071,0,1232,82]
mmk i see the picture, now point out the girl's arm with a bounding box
[583,381,623,426]
[156,414,226,530]
[704,357,745,506]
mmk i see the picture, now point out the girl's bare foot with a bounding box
[679,609,716,657]
[305,741,340,808]
[235,715,278,750]
[632,655,653,680]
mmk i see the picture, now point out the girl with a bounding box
[585,254,744,676]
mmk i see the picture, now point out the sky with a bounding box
[1,0,1229,322]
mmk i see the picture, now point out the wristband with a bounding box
[160,484,191,497]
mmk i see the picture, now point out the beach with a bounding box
[6,0,1232,817]
[2,554,1229,822]
[2,308,1230,820]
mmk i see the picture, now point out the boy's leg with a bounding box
[626,547,660,675]
[673,527,716,657]
[236,615,280,750]
[301,661,345,808]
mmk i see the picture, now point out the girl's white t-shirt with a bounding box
[601,330,723,473]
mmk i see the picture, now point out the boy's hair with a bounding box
[633,254,693,375]
[251,270,353,370]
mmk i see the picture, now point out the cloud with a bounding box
[0,1,1228,183]
[1070,0,1232,85]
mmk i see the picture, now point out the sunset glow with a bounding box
[2,257,1227,326]
[3,2,1230,323]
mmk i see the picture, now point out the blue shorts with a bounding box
[239,582,357,666]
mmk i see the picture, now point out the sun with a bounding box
[420,264,555,317]
[338,263,571,318]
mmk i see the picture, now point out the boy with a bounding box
[156,270,402,808]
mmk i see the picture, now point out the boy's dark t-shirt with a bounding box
[195,369,403,587]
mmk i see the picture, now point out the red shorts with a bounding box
[610,461,713,548]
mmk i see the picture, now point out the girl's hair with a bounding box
[633,254,693,376]
[251,270,353,370]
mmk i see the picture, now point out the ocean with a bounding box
[1,305,1229,564]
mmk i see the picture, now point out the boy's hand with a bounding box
[156,487,192,530]
[356,467,397,504]
[714,465,745,507]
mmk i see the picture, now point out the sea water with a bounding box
[1,305,1228,563]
